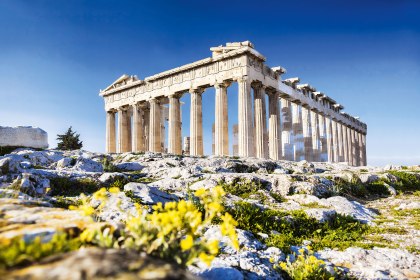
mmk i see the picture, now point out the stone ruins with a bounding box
[0,126,48,149]
[100,41,367,166]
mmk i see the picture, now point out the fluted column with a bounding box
[362,133,367,166]
[118,107,131,153]
[337,122,344,162]
[132,104,144,152]
[106,110,116,153]
[190,88,204,156]
[310,110,321,162]
[253,83,267,159]
[351,128,357,166]
[280,97,293,160]
[238,76,254,157]
[357,132,363,166]
[347,127,353,165]
[149,98,161,152]
[325,116,334,162]
[301,106,313,161]
[168,94,182,154]
[215,82,229,156]
[292,102,304,161]
[143,107,150,151]
[268,91,281,160]
[342,125,349,163]
[331,119,339,162]
[318,113,327,162]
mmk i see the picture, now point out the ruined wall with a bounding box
[0,126,48,149]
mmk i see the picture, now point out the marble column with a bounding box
[292,102,304,161]
[118,107,131,153]
[318,113,327,162]
[331,119,339,162]
[349,128,357,166]
[149,98,161,153]
[132,104,144,152]
[253,83,267,159]
[143,107,150,151]
[342,125,349,163]
[215,82,229,156]
[347,127,353,165]
[337,122,344,162]
[168,94,182,154]
[358,132,363,166]
[190,88,204,156]
[106,110,116,153]
[362,133,367,166]
[238,76,254,157]
[325,116,334,162]
[301,106,313,161]
[280,97,293,160]
[310,110,321,162]
[268,91,281,160]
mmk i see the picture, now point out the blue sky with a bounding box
[0,0,419,166]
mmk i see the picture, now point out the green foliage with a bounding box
[101,158,121,172]
[0,146,25,156]
[0,233,81,269]
[220,178,265,199]
[276,248,334,280]
[229,201,370,253]
[388,171,420,192]
[230,162,258,173]
[332,176,391,198]
[56,126,83,150]
[270,191,285,203]
[79,187,239,267]
[49,196,82,209]
[49,177,99,196]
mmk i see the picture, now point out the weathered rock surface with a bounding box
[4,247,197,280]
[318,247,420,279]
[0,149,419,279]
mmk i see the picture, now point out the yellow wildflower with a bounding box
[180,234,194,251]
[207,239,219,255]
[199,252,215,266]
[194,188,206,198]
[108,187,120,193]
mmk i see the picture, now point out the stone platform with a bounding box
[0,126,48,149]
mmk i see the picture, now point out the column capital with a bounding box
[251,81,263,90]
[118,105,129,112]
[215,80,232,89]
[190,87,205,95]
[236,76,249,83]
[149,98,160,104]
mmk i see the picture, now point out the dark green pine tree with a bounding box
[56,126,83,150]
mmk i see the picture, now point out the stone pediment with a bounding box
[102,74,141,92]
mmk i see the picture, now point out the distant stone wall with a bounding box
[0,126,48,149]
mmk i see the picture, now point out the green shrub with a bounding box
[229,201,370,253]
[388,171,420,192]
[365,181,390,196]
[276,248,334,280]
[0,233,81,269]
[220,178,265,199]
[270,191,285,203]
[0,146,25,156]
[49,196,82,209]
[49,177,100,196]
[101,158,121,172]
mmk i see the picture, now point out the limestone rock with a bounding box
[72,157,103,173]
[4,247,197,280]
[123,182,178,205]
[98,172,128,185]
[318,247,420,280]
[90,191,137,223]
[115,162,144,171]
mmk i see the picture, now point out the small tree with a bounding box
[56,127,83,150]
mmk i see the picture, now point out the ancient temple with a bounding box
[99,41,367,166]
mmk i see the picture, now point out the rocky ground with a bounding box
[0,148,419,279]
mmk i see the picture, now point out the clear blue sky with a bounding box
[0,0,419,166]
